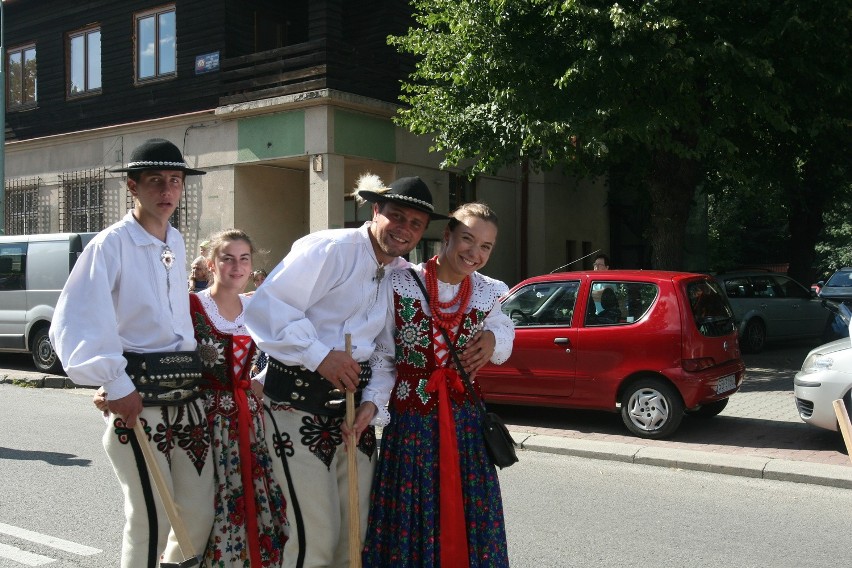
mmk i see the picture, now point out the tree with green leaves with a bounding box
[392,0,850,272]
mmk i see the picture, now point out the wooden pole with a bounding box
[345,333,362,568]
[133,421,200,567]
[832,399,852,466]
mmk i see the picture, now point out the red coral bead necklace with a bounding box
[424,256,472,332]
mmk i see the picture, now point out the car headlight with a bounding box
[800,354,834,374]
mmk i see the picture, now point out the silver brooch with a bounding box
[161,245,175,271]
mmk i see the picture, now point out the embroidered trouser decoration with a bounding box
[426,367,470,568]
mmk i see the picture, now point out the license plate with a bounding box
[715,374,736,395]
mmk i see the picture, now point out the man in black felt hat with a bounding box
[244,174,450,567]
[50,138,214,567]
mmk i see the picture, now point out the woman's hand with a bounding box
[458,330,496,375]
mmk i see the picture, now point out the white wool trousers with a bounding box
[264,401,375,568]
[102,403,215,568]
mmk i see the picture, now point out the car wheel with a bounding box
[620,377,684,439]
[31,327,62,374]
[741,319,766,353]
[689,398,729,418]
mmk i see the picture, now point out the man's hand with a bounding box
[250,378,264,401]
[316,350,362,392]
[107,391,144,427]
[93,387,109,416]
[458,330,496,375]
[341,402,378,447]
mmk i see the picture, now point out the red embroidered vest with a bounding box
[391,294,486,415]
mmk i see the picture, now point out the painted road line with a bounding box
[0,542,55,566]
[0,523,101,556]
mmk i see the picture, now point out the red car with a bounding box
[478,270,745,438]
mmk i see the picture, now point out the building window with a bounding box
[135,5,176,82]
[7,43,37,109]
[5,178,41,235]
[344,195,374,228]
[60,170,105,233]
[68,26,102,98]
[448,172,476,212]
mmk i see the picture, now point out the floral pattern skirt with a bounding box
[363,400,508,567]
[202,390,288,567]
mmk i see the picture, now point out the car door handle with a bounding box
[554,337,571,353]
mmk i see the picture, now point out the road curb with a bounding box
[515,432,852,490]
[0,373,82,389]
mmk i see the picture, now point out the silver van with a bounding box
[0,232,97,372]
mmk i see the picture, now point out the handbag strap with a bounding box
[408,268,486,410]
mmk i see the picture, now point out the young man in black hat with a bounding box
[244,175,448,567]
[50,138,214,568]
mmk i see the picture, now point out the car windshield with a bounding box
[825,271,852,287]
[686,279,736,337]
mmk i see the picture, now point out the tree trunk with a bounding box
[646,152,700,270]
[787,160,828,286]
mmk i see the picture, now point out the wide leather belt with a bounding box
[124,351,203,406]
[263,358,371,417]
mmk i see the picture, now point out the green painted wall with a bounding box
[334,110,395,161]
[237,111,305,161]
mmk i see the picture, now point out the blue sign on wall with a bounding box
[195,52,220,75]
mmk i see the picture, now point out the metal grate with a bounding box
[60,169,106,233]
[4,177,41,235]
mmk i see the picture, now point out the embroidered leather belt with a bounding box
[263,358,371,417]
[124,351,203,406]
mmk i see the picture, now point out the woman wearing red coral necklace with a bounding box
[362,203,515,568]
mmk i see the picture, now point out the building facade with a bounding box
[1,0,610,286]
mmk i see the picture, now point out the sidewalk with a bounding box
[4,343,852,489]
[499,343,852,489]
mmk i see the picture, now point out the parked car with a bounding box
[477,270,745,439]
[817,267,852,340]
[715,271,830,353]
[794,302,852,432]
[817,267,852,304]
[0,232,96,372]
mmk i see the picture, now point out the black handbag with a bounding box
[408,268,519,468]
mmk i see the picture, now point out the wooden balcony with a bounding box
[219,39,329,106]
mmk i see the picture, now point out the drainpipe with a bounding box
[0,0,5,235]
[519,158,529,280]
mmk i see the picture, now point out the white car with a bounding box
[793,302,852,431]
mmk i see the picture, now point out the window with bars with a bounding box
[4,178,40,235]
[60,170,105,233]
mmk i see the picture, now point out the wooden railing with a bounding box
[219,39,329,105]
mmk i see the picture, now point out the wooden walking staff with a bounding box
[345,333,363,568]
[832,399,852,465]
[132,421,202,568]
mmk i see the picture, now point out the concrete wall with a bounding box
[234,165,307,275]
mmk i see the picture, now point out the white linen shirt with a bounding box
[49,211,196,400]
[243,223,407,408]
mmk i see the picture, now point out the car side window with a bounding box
[0,244,27,291]
[775,275,810,299]
[501,281,580,327]
[723,277,751,298]
[750,276,778,298]
[585,282,656,327]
